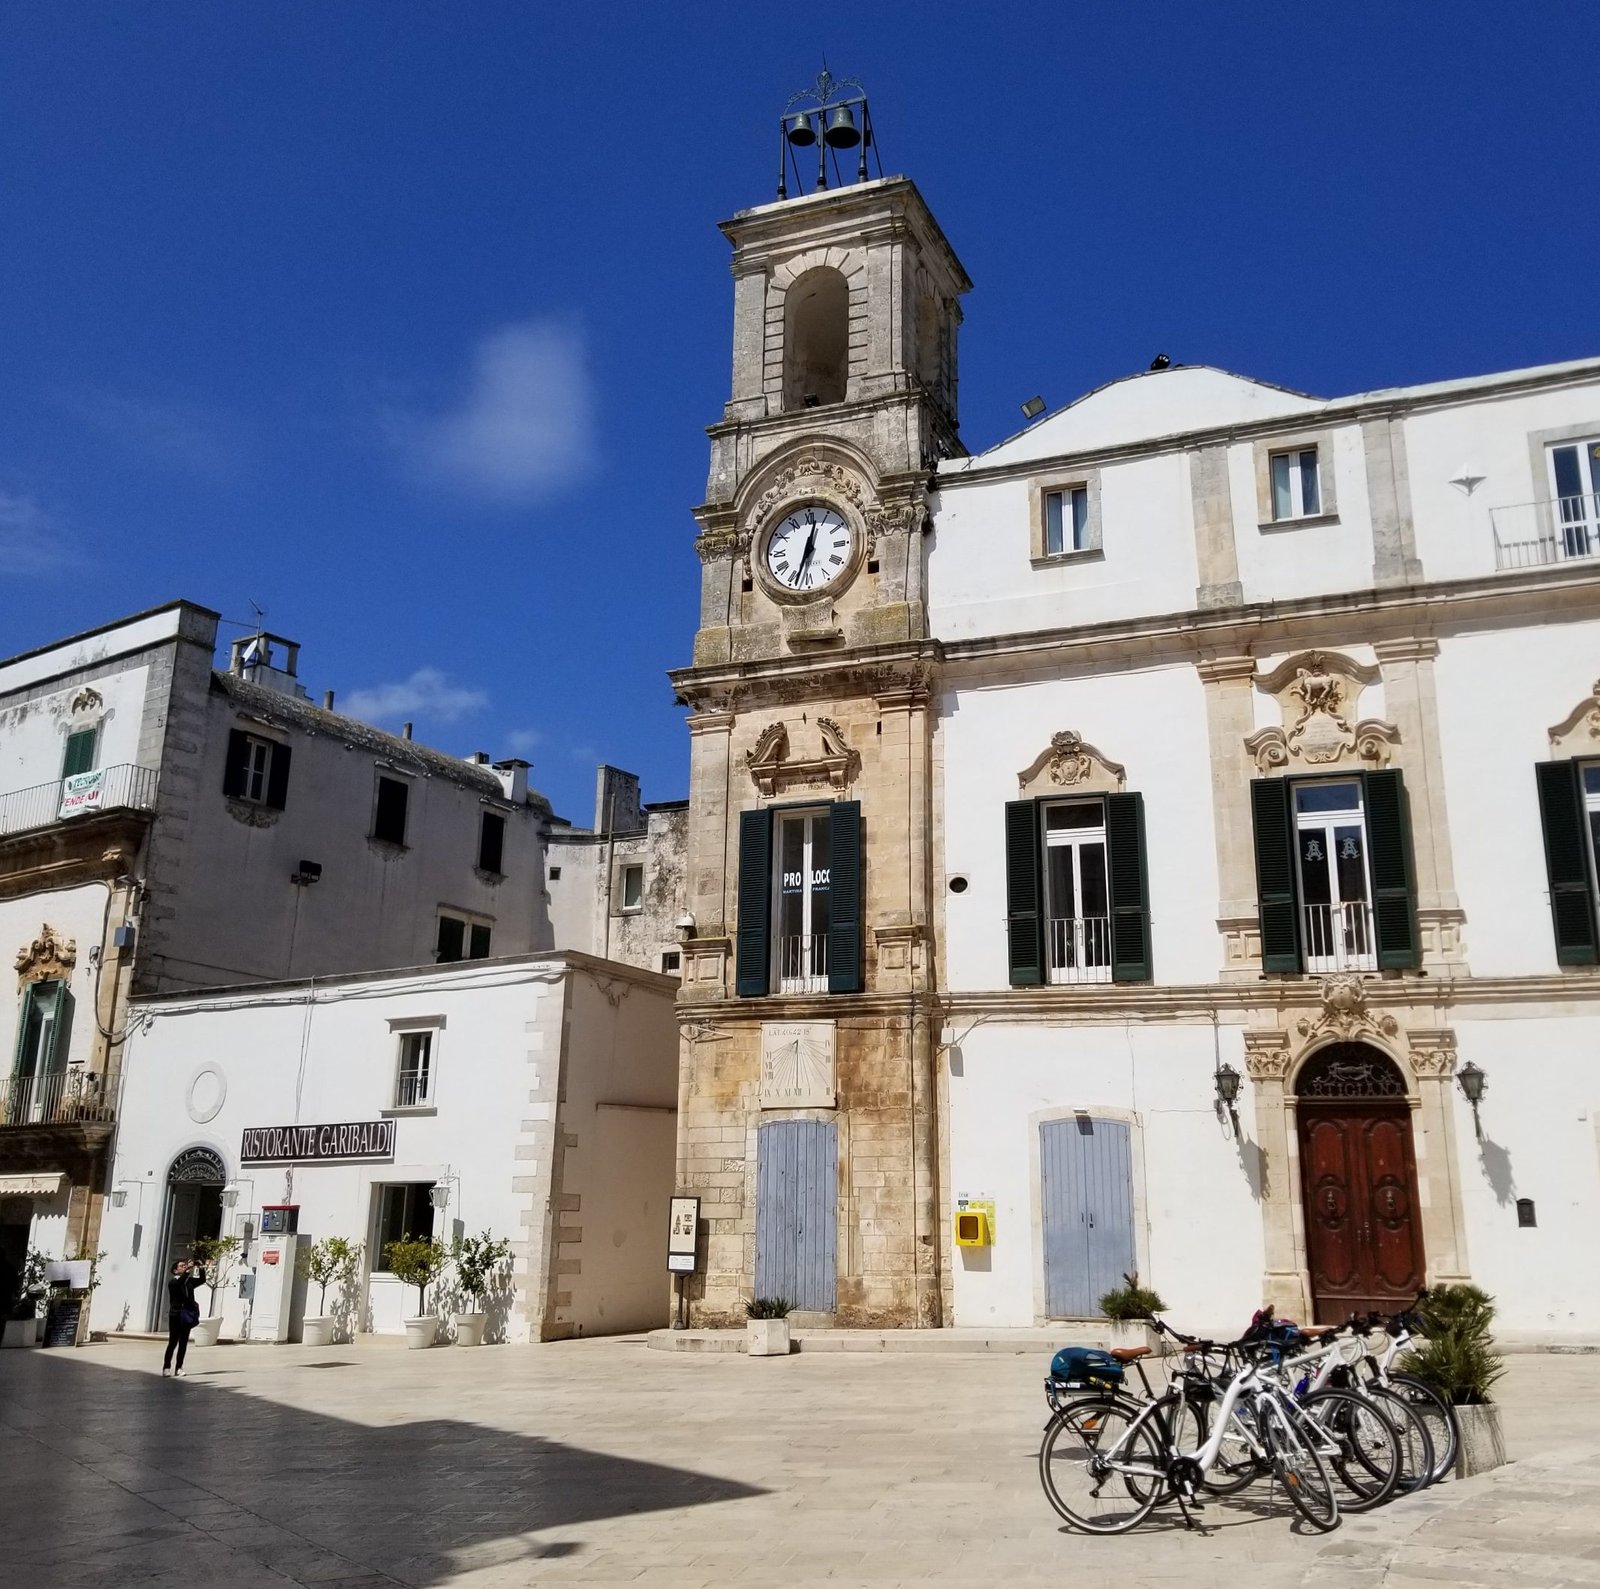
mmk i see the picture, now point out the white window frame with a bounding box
[1292,779,1376,973]
[1029,468,1103,564]
[1043,486,1090,556]
[772,806,831,994]
[619,862,644,913]
[393,1028,436,1109]
[1269,446,1322,521]
[1041,799,1112,984]
[1545,437,1600,560]
[239,735,275,805]
[1579,764,1600,904]
[435,910,493,963]
[1253,431,1339,527]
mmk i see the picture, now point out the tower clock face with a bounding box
[764,503,855,593]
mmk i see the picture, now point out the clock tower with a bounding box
[669,86,971,1329]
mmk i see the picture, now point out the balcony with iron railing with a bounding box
[1302,902,1376,973]
[1,1067,117,1131]
[778,933,829,994]
[0,763,160,841]
[1492,494,1600,571]
[1046,916,1113,985]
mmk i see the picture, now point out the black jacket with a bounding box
[166,1268,207,1320]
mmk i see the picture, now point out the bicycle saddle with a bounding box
[1108,1346,1152,1361]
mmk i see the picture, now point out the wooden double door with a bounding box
[1297,1101,1425,1323]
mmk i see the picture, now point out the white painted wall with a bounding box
[0,606,184,700]
[0,665,152,798]
[938,664,1220,990]
[0,885,109,1077]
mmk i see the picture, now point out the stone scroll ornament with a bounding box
[745,717,857,796]
[1016,730,1125,796]
[15,924,76,985]
[1244,650,1399,774]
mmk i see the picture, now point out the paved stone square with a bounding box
[0,1337,1596,1588]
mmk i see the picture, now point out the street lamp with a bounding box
[1457,1061,1487,1140]
[1213,1062,1242,1135]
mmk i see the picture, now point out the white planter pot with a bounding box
[2,1318,38,1349]
[1455,1403,1507,1478]
[403,1316,439,1350]
[189,1316,223,1348]
[746,1318,792,1357]
[301,1316,337,1348]
[452,1312,486,1347]
[1104,1321,1160,1354]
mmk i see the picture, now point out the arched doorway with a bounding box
[1296,1044,1425,1322]
[150,1146,225,1328]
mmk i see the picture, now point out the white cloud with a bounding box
[0,490,73,574]
[505,727,544,755]
[342,668,488,726]
[393,318,595,503]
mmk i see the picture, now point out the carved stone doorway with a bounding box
[1295,1044,1425,1323]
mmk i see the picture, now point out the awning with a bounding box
[0,1173,65,1197]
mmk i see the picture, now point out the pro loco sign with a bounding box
[239,1120,396,1166]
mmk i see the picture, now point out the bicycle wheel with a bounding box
[1257,1394,1341,1532]
[1300,1388,1400,1513]
[1039,1396,1164,1535]
[1367,1384,1436,1494]
[1172,1386,1263,1495]
[1384,1372,1458,1483]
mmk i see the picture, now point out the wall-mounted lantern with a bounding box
[1456,1060,1487,1140]
[1213,1062,1242,1133]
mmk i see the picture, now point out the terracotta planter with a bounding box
[452,1312,486,1347]
[1454,1403,1506,1478]
[301,1316,336,1347]
[403,1316,438,1350]
[189,1316,223,1348]
[746,1318,792,1357]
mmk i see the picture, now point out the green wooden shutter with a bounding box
[1535,760,1600,966]
[44,983,74,1073]
[264,742,292,810]
[1363,768,1420,970]
[61,729,96,778]
[1251,778,1301,973]
[735,807,773,997]
[827,800,862,993]
[222,730,250,798]
[13,983,40,1078]
[1004,799,1045,986]
[1106,792,1152,983]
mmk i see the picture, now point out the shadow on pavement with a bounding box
[0,1352,765,1587]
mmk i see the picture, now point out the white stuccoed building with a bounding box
[929,356,1600,1343]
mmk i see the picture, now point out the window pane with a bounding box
[808,815,830,939]
[468,923,492,959]
[1080,842,1109,919]
[374,777,408,844]
[622,866,643,909]
[1046,844,1076,920]
[1298,827,1333,905]
[1299,450,1320,515]
[1334,825,1367,902]
[1071,487,1089,549]
[1271,453,1292,518]
[1045,490,1064,555]
[1046,801,1103,831]
[1552,445,1584,502]
[436,916,465,963]
[778,818,805,941]
[1583,765,1600,797]
[478,814,505,873]
[1295,781,1360,814]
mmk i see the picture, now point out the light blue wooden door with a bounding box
[1041,1116,1135,1317]
[755,1119,837,1311]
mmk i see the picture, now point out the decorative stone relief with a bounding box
[1017,731,1126,797]
[759,1021,837,1109]
[69,688,104,717]
[746,717,857,796]
[1547,679,1600,758]
[1406,1029,1458,1080]
[15,925,76,985]
[1243,1030,1292,1080]
[747,453,871,537]
[1294,975,1400,1045]
[1245,650,1400,774]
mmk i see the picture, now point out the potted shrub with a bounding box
[1399,1282,1507,1477]
[1097,1275,1166,1352]
[296,1237,362,1346]
[385,1238,447,1348]
[746,1296,794,1357]
[2,1248,48,1348]
[189,1235,242,1347]
[450,1231,512,1347]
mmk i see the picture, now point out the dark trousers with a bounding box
[164,1314,194,1370]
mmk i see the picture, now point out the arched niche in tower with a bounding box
[783,266,849,410]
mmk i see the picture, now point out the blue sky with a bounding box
[2,2,1595,821]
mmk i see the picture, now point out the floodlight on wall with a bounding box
[1020,396,1047,420]
[776,66,882,199]
[1457,1061,1487,1140]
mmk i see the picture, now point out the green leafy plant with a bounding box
[451,1232,512,1310]
[746,1296,793,1319]
[8,1247,48,1320]
[1098,1276,1166,1322]
[190,1235,242,1317]
[384,1238,447,1317]
[1398,1283,1506,1406]
[297,1237,363,1315]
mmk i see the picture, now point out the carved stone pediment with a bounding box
[1294,974,1399,1045]
[1017,731,1125,796]
[746,451,872,537]
[1243,1030,1292,1081]
[1246,650,1399,774]
[1548,679,1600,757]
[69,688,104,717]
[16,924,76,985]
[746,717,857,796]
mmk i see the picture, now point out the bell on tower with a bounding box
[776,67,883,200]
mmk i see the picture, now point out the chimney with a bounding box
[494,758,531,803]
[322,690,335,711]
[402,722,413,740]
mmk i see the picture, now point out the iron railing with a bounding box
[394,1068,431,1108]
[1492,494,1600,570]
[1302,902,1376,972]
[1046,916,1113,984]
[0,763,159,840]
[778,933,829,993]
[1,1068,117,1129]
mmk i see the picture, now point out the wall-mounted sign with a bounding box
[667,1195,700,1274]
[58,769,105,819]
[239,1120,395,1166]
[759,1021,836,1109]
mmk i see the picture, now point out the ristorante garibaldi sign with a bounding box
[239,1120,396,1166]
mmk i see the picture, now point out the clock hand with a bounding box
[797,524,819,584]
